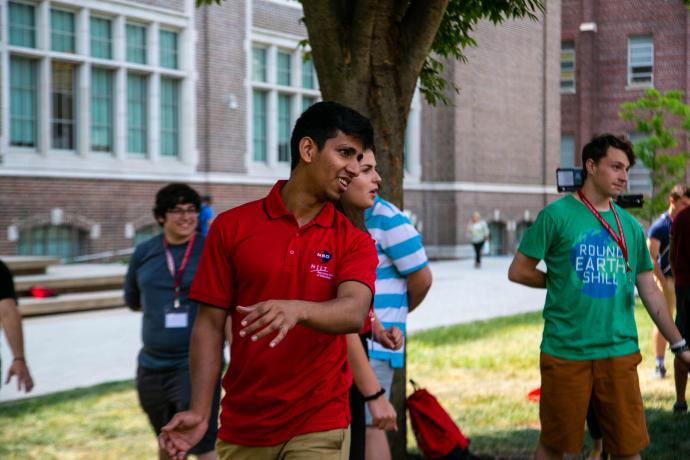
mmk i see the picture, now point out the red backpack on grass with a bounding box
[407,380,471,460]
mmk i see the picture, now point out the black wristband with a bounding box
[672,344,690,355]
[13,357,25,362]
[363,388,386,402]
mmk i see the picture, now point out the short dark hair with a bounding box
[581,134,635,179]
[290,101,374,170]
[153,183,201,225]
[669,184,690,200]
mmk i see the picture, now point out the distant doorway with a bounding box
[488,221,506,255]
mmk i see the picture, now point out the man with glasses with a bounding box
[125,183,220,460]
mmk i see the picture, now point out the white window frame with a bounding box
[247,28,320,178]
[627,35,653,88]
[0,0,197,178]
[559,134,575,168]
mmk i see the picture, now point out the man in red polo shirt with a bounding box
[160,101,378,460]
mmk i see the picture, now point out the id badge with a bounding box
[165,312,188,328]
[165,301,188,328]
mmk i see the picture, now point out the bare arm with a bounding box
[407,265,432,313]
[160,304,225,459]
[237,280,372,347]
[507,252,546,288]
[0,298,33,392]
[637,271,683,344]
[646,237,665,283]
[346,334,397,431]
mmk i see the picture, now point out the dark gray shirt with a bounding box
[124,233,205,369]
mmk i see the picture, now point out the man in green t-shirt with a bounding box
[509,134,690,460]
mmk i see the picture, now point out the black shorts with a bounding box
[136,366,221,455]
[676,286,690,338]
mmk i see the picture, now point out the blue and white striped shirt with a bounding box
[365,196,428,368]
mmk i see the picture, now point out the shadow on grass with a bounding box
[643,407,690,459]
[0,379,134,418]
[410,311,542,347]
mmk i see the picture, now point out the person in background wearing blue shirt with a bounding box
[197,195,214,237]
[647,184,690,381]
[125,183,219,460]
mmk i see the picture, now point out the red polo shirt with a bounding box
[189,180,378,446]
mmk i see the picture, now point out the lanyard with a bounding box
[163,233,196,307]
[577,190,630,272]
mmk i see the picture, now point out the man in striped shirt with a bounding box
[364,195,432,460]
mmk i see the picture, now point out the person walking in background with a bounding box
[508,134,690,460]
[467,212,490,268]
[197,195,215,237]
[341,149,432,460]
[0,259,33,393]
[159,101,377,460]
[647,184,690,379]
[124,183,219,460]
[670,204,690,412]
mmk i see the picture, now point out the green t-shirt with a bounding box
[519,194,654,360]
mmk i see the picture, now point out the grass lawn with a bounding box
[1,303,689,459]
[406,304,690,459]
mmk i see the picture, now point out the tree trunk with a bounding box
[302,0,448,208]
[302,2,448,457]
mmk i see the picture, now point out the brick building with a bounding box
[560,0,690,193]
[0,0,560,260]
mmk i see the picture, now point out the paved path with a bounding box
[0,256,546,402]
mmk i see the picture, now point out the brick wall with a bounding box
[0,177,270,255]
[561,0,689,156]
[197,0,249,174]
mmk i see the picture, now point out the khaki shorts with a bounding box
[539,352,649,456]
[216,427,350,460]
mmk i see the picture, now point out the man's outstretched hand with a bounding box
[159,411,208,459]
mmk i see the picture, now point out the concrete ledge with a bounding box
[18,290,125,317]
[1,256,61,275]
[15,273,125,295]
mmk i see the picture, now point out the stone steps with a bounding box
[18,289,125,317]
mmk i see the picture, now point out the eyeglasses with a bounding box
[167,207,198,216]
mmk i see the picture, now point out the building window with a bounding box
[9,2,36,48]
[127,74,147,155]
[560,134,575,167]
[302,57,315,89]
[277,94,292,162]
[628,133,653,195]
[250,41,320,166]
[90,17,112,60]
[134,224,160,246]
[126,24,147,64]
[252,47,267,82]
[628,36,653,86]
[10,57,37,148]
[160,78,179,157]
[18,225,86,259]
[52,62,76,150]
[159,30,178,69]
[277,51,291,86]
[91,68,114,152]
[560,41,575,92]
[252,90,268,162]
[51,9,76,53]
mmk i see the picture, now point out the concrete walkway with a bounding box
[0,256,546,403]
